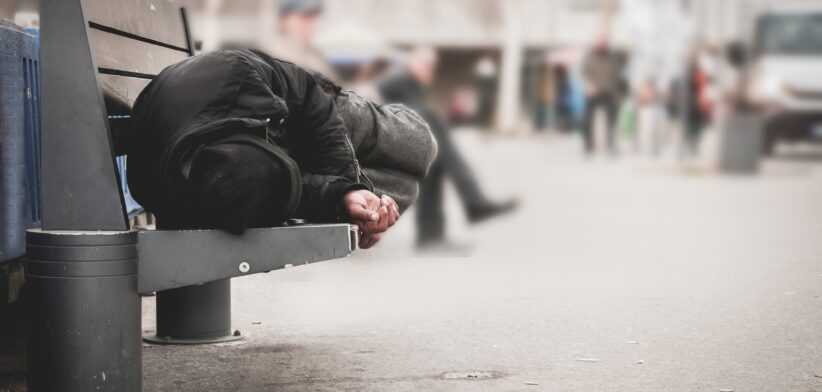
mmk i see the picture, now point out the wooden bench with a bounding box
[28,1,356,390]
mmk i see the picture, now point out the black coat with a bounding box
[127,50,365,227]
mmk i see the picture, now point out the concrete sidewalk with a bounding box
[139,132,822,391]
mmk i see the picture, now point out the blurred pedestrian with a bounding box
[380,48,517,249]
[553,63,573,132]
[581,34,625,155]
[634,77,667,156]
[261,0,338,80]
[474,56,498,129]
[683,55,713,156]
[535,59,556,131]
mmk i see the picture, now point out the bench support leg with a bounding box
[144,279,242,344]
[25,230,141,392]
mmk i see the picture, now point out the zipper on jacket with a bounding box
[342,132,373,190]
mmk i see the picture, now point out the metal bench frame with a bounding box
[28,1,355,390]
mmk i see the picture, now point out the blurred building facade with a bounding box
[319,0,614,133]
[313,0,811,133]
[1,0,815,134]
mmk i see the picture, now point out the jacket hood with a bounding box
[160,116,302,219]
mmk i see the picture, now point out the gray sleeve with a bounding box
[335,91,438,212]
[337,91,437,176]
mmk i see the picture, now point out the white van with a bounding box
[744,4,822,154]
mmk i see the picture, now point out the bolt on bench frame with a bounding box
[28,0,356,390]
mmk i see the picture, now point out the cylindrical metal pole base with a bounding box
[144,279,241,345]
[25,229,141,392]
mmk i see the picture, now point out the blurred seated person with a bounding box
[128,49,436,248]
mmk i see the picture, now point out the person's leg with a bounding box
[605,95,620,154]
[415,159,445,246]
[556,102,569,132]
[420,106,517,224]
[582,96,598,154]
[563,103,574,132]
[438,132,486,209]
[438,119,518,220]
[419,108,485,206]
[687,119,702,155]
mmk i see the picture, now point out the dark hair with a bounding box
[312,71,342,97]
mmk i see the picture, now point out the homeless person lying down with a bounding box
[127,49,437,249]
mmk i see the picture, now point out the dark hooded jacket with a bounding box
[127,50,366,228]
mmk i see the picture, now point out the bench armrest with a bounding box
[137,224,356,293]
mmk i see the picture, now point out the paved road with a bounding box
[143,132,822,391]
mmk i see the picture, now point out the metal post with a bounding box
[40,0,129,231]
[144,279,241,344]
[30,0,139,389]
[25,229,140,391]
[141,210,241,345]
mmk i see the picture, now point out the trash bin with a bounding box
[1,21,40,263]
[719,111,763,174]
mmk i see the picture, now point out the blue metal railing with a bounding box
[23,38,41,224]
[0,23,39,262]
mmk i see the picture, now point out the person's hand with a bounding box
[343,189,380,224]
[343,190,400,234]
[342,190,400,249]
[358,232,382,249]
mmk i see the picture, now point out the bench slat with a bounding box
[100,75,152,155]
[89,28,188,79]
[101,75,152,111]
[84,0,190,50]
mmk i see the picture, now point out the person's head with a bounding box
[188,142,295,233]
[278,0,323,44]
[407,46,439,86]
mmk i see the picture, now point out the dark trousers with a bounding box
[582,94,619,154]
[416,109,485,245]
[685,114,704,155]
